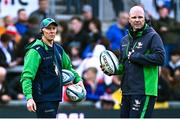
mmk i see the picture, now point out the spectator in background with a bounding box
[152,5,180,66]
[171,66,180,100]
[157,67,171,102]
[15,16,39,62]
[53,21,68,45]
[58,20,70,52]
[82,4,100,34]
[106,11,129,55]
[68,42,82,70]
[29,0,53,24]
[67,16,90,58]
[77,44,113,86]
[15,8,28,36]
[0,19,6,36]
[3,15,21,44]
[7,76,24,100]
[167,50,180,76]
[106,75,121,94]
[83,67,106,102]
[106,75,122,110]
[154,0,174,13]
[82,18,106,58]
[0,67,11,104]
[100,94,115,110]
[160,65,174,88]
[0,33,22,68]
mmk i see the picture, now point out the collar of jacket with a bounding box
[128,23,148,39]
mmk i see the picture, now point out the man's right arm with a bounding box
[20,49,41,100]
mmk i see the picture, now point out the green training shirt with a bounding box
[20,39,82,100]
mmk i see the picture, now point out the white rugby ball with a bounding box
[100,50,119,75]
[62,69,75,86]
[66,84,86,102]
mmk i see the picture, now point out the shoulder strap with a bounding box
[54,43,63,68]
[53,43,63,84]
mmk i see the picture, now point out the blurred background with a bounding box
[0,0,180,118]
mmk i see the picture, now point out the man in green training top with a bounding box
[20,18,86,118]
[101,5,165,118]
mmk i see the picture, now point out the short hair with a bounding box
[17,8,25,15]
[85,67,98,74]
[39,0,47,4]
[0,33,12,43]
[70,16,83,22]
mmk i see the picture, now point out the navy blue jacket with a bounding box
[32,44,63,102]
[119,25,165,96]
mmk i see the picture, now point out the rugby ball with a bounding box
[62,69,75,85]
[100,50,119,75]
[66,84,86,102]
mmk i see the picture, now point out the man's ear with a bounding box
[41,28,44,33]
[41,29,44,35]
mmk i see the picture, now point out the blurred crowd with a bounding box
[0,0,180,110]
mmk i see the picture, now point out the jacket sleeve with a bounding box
[61,50,82,83]
[130,33,165,66]
[20,49,41,100]
[116,41,125,75]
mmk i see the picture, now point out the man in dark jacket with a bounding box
[20,18,86,118]
[101,6,165,118]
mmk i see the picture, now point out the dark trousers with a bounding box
[120,95,156,118]
[36,101,59,118]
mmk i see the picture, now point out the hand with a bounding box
[128,50,134,60]
[27,98,37,112]
[76,81,87,96]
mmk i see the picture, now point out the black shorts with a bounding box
[36,101,59,118]
[120,95,156,118]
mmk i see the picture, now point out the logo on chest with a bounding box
[43,56,53,60]
[136,42,143,49]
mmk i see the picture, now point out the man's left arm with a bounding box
[129,34,165,66]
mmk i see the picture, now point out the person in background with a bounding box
[20,18,86,118]
[15,16,40,61]
[0,67,11,104]
[82,18,104,58]
[29,0,54,25]
[167,49,180,76]
[83,67,106,102]
[152,5,180,66]
[3,15,21,44]
[106,11,129,55]
[100,94,115,110]
[101,6,165,118]
[15,8,28,36]
[8,76,24,100]
[68,42,82,70]
[0,33,22,68]
[67,16,90,58]
[171,66,180,100]
[82,4,100,34]
[58,20,69,51]
[157,67,171,102]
